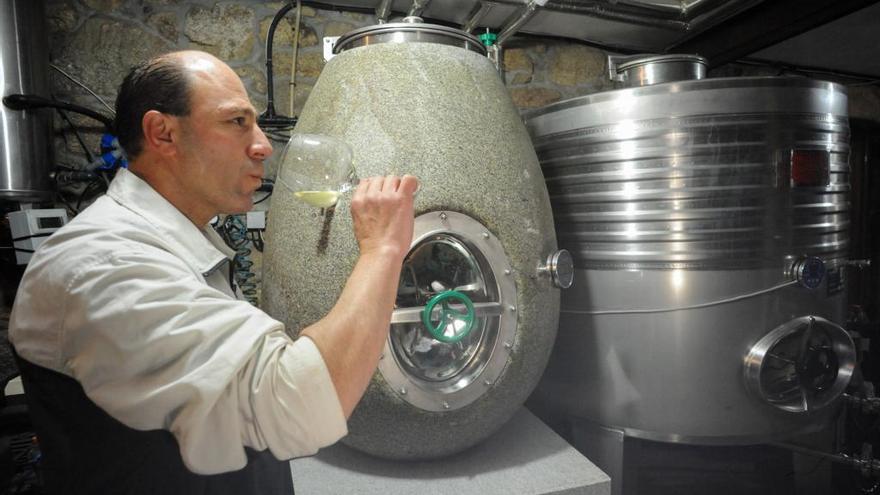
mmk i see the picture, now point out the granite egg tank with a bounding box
[525,56,856,444]
[262,19,566,459]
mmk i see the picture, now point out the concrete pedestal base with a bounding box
[290,408,610,494]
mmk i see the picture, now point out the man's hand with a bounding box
[350,175,419,261]
[303,174,420,418]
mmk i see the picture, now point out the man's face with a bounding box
[173,59,273,219]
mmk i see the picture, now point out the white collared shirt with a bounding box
[9,168,347,475]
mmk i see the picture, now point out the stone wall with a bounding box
[45,0,623,174]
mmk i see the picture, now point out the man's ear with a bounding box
[141,110,179,158]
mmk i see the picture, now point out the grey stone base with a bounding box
[289,407,610,495]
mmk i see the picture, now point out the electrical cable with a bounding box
[55,107,95,163]
[563,280,799,315]
[266,130,296,142]
[299,0,379,15]
[50,63,116,115]
[2,94,114,132]
[75,180,102,212]
[289,0,302,117]
[253,191,273,205]
[0,247,35,253]
[253,178,275,205]
[260,2,298,129]
[55,191,80,217]
[218,215,259,306]
[248,230,265,252]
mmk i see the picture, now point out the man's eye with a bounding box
[232,117,246,126]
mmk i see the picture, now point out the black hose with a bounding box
[299,0,377,14]
[260,2,298,129]
[3,94,114,132]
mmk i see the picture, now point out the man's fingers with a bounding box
[367,176,385,195]
[354,175,418,198]
[400,175,419,195]
[384,176,401,192]
[353,177,370,199]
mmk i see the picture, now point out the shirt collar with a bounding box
[106,168,237,276]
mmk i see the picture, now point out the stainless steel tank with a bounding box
[262,19,566,459]
[0,0,53,201]
[525,75,856,444]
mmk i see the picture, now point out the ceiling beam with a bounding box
[668,0,880,67]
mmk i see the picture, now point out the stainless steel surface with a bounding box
[526,76,853,444]
[380,211,517,412]
[0,0,53,201]
[334,18,486,54]
[744,315,855,413]
[391,302,503,323]
[535,268,847,444]
[525,77,849,270]
[539,249,574,289]
[321,0,760,52]
[609,54,708,87]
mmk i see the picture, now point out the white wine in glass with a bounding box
[276,133,357,209]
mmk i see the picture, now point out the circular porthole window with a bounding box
[744,315,855,413]
[379,211,517,412]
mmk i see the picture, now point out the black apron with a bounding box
[14,352,294,495]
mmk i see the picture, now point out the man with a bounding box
[9,50,418,493]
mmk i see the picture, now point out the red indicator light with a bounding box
[790,150,830,187]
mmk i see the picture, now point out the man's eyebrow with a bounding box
[218,105,256,117]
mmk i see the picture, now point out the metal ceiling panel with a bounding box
[749,3,880,78]
[321,0,761,51]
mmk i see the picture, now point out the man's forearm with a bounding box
[301,248,403,418]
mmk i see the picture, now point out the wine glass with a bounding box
[275,133,357,209]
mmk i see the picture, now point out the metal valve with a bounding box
[538,249,574,289]
[788,256,826,289]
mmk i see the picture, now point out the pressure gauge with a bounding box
[789,256,826,289]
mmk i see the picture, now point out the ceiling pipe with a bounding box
[375,0,393,23]
[462,1,495,32]
[409,0,432,17]
[495,0,548,45]
[489,0,688,30]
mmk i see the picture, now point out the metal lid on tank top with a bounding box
[609,53,708,87]
[333,16,486,55]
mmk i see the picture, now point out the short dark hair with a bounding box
[114,54,192,159]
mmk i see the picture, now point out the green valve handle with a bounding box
[421,290,476,344]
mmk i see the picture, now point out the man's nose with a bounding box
[248,125,274,161]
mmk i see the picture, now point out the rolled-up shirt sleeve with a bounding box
[55,244,347,475]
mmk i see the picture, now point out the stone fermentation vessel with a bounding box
[262,20,563,459]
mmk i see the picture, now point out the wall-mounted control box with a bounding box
[8,208,68,264]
